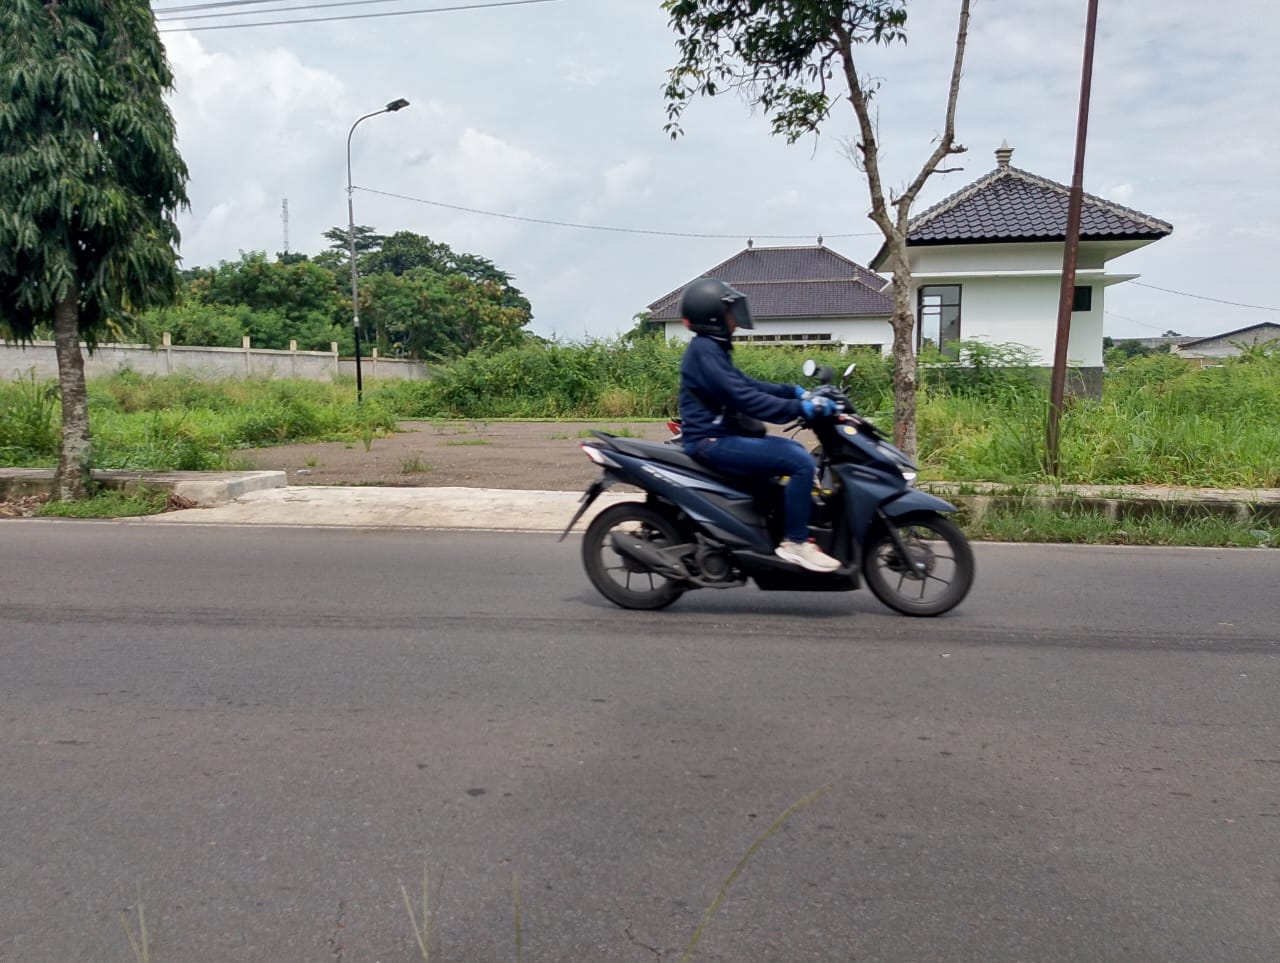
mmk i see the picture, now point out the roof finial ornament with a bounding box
[995,140,1014,169]
[817,234,824,246]
[747,237,754,249]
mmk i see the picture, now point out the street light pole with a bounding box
[346,97,410,403]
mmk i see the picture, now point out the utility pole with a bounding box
[1046,0,1100,477]
[281,198,289,255]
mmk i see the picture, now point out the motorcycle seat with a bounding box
[593,434,783,493]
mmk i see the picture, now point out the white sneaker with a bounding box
[775,539,841,573]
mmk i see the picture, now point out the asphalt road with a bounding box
[2,523,1278,962]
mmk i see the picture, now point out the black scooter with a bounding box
[560,361,974,616]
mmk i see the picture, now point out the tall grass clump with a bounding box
[0,369,59,465]
[392,339,890,421]
[393,338,686,419]
[0,370,404,472]
[1057,347,1280,487]
[915,341,1048,482]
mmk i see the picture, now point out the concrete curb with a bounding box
[0,469,286,504]
[924,482,1280,524]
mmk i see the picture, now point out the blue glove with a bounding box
[800,395,834,419]
[793,385,808,399]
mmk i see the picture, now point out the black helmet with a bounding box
[679,277,754,336]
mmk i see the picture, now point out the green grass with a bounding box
[36,487,170,518]
[960,502,1277,547]
[576,425,643,439]
[401,455,433,473]
[5,344,1279,543]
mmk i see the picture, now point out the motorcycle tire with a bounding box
[582,502,688,610]
[862,512,974,617]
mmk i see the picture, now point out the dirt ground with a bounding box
[235,420,680,491]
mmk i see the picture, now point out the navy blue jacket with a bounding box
[678,335,803,445]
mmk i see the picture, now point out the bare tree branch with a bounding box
[896,0,972,222]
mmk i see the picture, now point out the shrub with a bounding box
[0,370,59,465]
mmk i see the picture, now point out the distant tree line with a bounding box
[135,227,535,360]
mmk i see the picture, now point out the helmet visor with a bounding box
[723,284,754,329]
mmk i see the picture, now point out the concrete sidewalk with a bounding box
[3,468,1279,530]
[140,484,635,532]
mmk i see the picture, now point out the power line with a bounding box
[154,0,437,23]
[354,186,882,241]
[153,0,311,13]
[1102,310,1168,333]
[1130,281,1279,313]
[156,0,558,32]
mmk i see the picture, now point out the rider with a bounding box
[677,277,841,574]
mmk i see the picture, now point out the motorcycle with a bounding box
[559,360,974,617]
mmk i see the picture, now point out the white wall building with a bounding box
[647,244,892,351]
[871,143,1172,388]
[1172,322,1280,361]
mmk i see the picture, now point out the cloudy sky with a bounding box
[154,0,1280,342]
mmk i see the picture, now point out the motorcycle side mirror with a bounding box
[843,363,857,378]
[802,359,818,378]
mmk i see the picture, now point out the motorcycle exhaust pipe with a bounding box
[610,532,689,580]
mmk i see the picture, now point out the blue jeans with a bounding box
[688,435,816,543]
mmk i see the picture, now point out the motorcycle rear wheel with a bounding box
[862,512,974,617]
[582,502,688,610]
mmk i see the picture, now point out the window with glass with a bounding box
[918,285,962,356]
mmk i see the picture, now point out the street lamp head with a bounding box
[385,98,410,112]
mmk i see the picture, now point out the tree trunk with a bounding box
[886,245,918,458]
[51,290,92,501]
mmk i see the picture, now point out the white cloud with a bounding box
[601,156,654,203]
[419,128,556,209]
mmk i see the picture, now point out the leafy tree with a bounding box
[319,227,534,357]
[413,272,530,358]
[360,230,454,277]
[663,0,971,457]
[0,0,189,498]
[321,224,385,267]
[187,252,347,350]
[622,310,660,344]
[358,271,432,356]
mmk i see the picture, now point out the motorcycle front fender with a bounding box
[879,488,958,519]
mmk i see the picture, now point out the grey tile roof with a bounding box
[648,245,891,320]
[906,165,1173,245]
[1178,321,1280,348]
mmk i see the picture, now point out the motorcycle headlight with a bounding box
[901,470,918,487]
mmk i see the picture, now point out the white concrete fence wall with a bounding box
[0,334,430,382]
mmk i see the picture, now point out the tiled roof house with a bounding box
[870,142,1172,386]
[1172,322,1280,361]
[647,244,894,350]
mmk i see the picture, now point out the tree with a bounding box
[321,224,386,264]
[360,230,454,277]
[663,0,971,457]
[318,227,534,357]
[188,252,347,350]
[0,0,188,499]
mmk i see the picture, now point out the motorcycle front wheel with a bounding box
[863,512,974,617]
[581,502,688,610]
